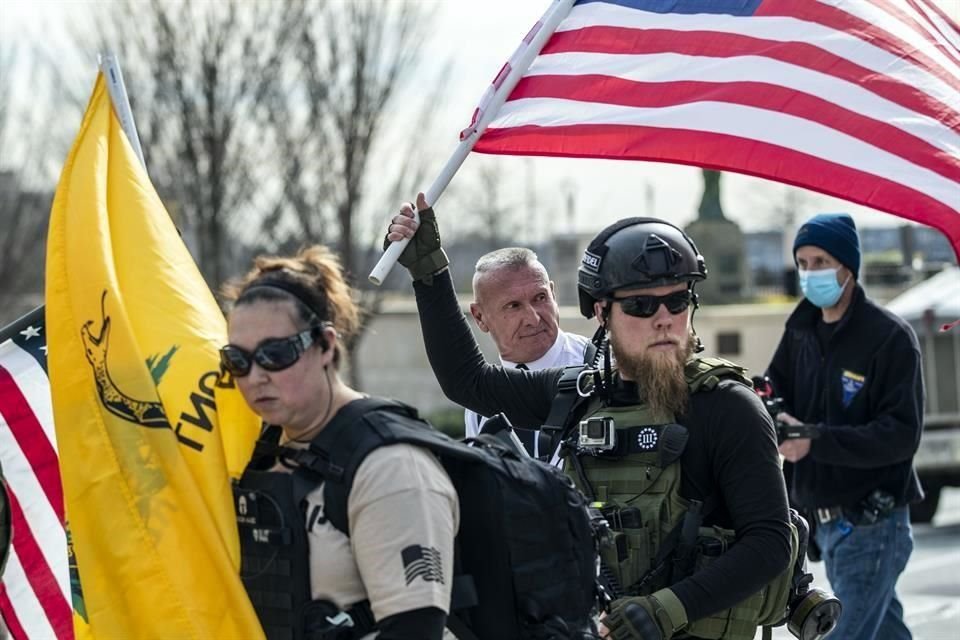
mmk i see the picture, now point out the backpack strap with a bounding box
[275,397,424,536]
[247,424,283,469]
[540,364,597,460]
[324,397,423,536]
[583,340,598,366]
[291,397,495,537]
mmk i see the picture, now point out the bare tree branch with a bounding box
[0,43,72,324]
[86,0,309,286]
[263,0,442,388]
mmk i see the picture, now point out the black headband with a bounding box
[240,278,325,322]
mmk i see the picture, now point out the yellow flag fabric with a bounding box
[45,74,264,638]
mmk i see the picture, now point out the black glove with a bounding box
[604,590,687,640]
[384,205,449,284]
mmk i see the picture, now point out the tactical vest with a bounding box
[235,433,377,640]
[565,357,799,640]
[236,397,602,640]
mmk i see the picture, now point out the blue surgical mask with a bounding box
[798,268,849,308]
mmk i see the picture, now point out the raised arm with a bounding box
[387,196,560,428]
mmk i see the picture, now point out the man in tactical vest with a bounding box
[387,196,797,640]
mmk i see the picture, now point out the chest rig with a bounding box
[560,357,801,640]
[234,431,377,640]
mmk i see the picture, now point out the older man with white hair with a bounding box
[465,247,590,458]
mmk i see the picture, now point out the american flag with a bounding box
[0,307,74,640]
[401,544,445,586]
[472,0,960,258]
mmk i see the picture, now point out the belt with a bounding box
[814,507,847,525]
[814,504,902,526]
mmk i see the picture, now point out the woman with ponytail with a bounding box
[222,245,458,640]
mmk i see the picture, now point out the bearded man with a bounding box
[388,198,794,640]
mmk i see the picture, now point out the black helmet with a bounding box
[578,217,707,318]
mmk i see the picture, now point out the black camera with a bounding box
[579,416,616,451]
[752,375,785,419]
[751,376,821,443]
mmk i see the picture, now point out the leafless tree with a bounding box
[264,0,442,388]
[87,0,309,287]
[69,0,444,388]
[452,158,524,251]
[0,45,72,326]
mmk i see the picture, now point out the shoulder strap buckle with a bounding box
[576,368,599,398]
[324,611,354,628]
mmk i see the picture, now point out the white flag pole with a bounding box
[368,0,576,285]
[98,53,147,171]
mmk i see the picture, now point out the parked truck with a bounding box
[887,266,960,523]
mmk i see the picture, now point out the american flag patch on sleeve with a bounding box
[401,544,444,586]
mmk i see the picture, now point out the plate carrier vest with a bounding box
[556,357,801,640]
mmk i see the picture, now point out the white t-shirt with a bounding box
[464,330,591,459]
[298,443,460,628]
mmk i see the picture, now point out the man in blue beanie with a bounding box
[766,213,924,640]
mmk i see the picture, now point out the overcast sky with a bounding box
[3,0,959,243]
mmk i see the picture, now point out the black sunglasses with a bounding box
[220,327,324,377]
[611,290,694,318]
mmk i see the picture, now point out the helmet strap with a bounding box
[689,284,705,353]
[588,323,613,400]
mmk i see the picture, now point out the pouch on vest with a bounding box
[234,468,315,640]
[573,413,690,597]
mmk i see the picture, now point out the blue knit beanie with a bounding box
[793,213,861,279]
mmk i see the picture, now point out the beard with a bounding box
[611,331,697,418]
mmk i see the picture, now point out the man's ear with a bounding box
[593,300,608,327]
[469,303,490,333]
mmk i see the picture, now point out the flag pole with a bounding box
[98,53,147,170]
[369,0,576,285]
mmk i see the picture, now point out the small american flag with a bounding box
[473,0,960,259]
[0,306,75,640]
[401,544,445,586]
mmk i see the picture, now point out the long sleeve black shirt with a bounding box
[414,270,791,625]
[767,285,924,509]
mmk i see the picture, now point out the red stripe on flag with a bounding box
[0,366,64,523]
[541,27,960,130]
[756,0,960,88]
[509,74,960,181]
[892,0,960,67]
[473,123,960,254]
[0,587,27,640]
[5,490,73,638]
[918,0,960,41]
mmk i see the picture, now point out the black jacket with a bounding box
[414,270,791,626]
[767,284,924,509]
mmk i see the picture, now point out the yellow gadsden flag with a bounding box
[44,74,263,638]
